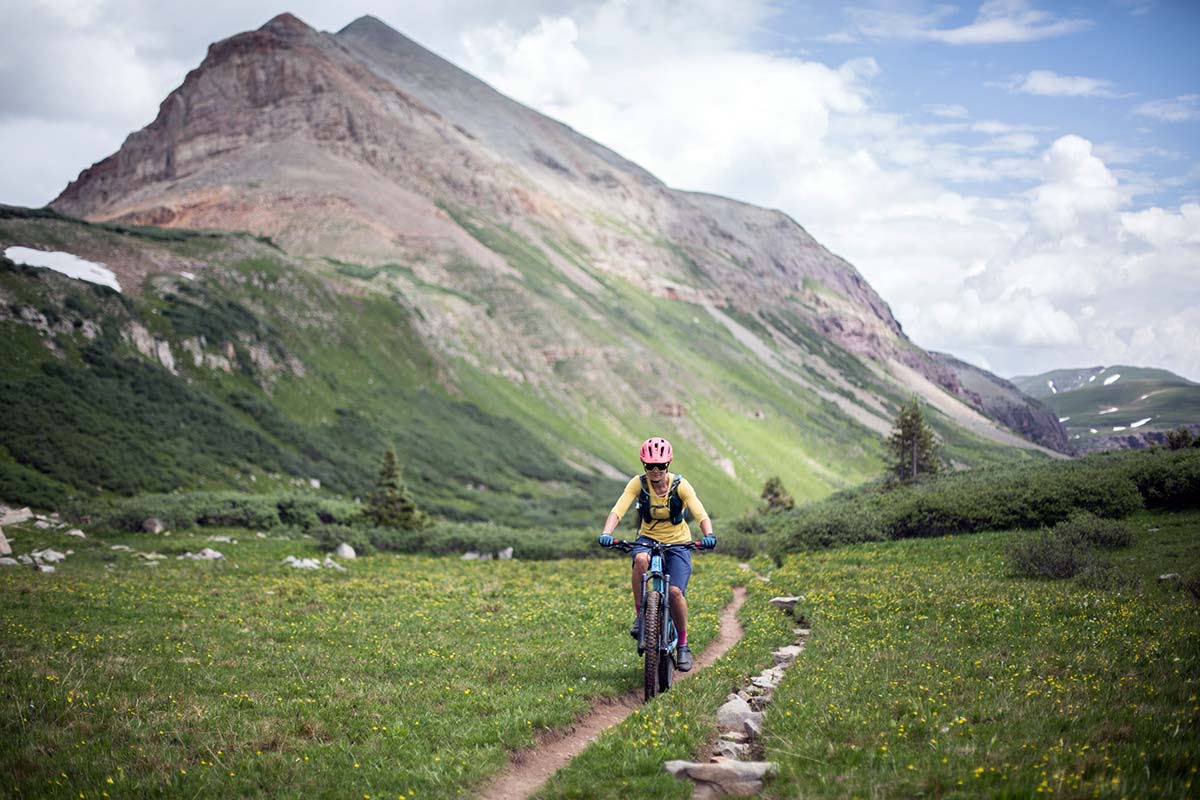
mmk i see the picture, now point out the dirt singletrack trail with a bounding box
[480,586,747,800]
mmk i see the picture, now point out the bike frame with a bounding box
[602,538,703,691]
[638,544,678,656]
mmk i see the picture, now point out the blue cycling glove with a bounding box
[700,536,717,550]
[598,534,614,547]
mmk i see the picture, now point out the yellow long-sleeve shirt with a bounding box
[609,473,710,544]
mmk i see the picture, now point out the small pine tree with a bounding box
[362,448,425,529]
[760,476,795,512]
[1166,427,1195,450]
[887,396,940,483]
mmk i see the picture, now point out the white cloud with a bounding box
[1134,94,1200,123]
[1008,69,1115,97]
[926,103,970,119]
[849,0,1093,45]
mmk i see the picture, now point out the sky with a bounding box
[1,0,1198,381]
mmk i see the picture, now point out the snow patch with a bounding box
[1130,417,1152,429]
[1103,374,1121,386]
[1098,407,1119,415]
[1058,416,1070,422]
[1113,426,1126,432]
[1138,394,1149,401]
[1047,379,1057,394]
[4,246,121,292]
[1089,428,1098,434]
[181,271,196,281]
[1088,375,1096,382]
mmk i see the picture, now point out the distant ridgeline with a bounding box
[1014,366,1200,453]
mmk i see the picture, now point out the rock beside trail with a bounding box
[717,696,763,735]
[768,596,802,612]
[335,543,356,560]
[0,528,10,556]
[664,759,777,797]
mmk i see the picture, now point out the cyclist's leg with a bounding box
[664,548,693,643]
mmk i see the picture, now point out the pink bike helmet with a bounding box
[640,437,673,463]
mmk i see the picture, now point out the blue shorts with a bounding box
[631,536,693,595]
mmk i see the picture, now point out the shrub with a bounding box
[93,491,357,533]
[760,476,795,512]
[1074,560,1139,592]
[1053,513,1133,550]
[1007,532,1088,579]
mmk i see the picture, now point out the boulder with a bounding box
[36,564,56,574]
[66,529,86,538]
[0,557,18,566]
[716,696,763,735]
[284,555,321,570]
[663,759,777,797]
[0,528,10,556]
[142,517,166,534]
[322,556,347,572]
[335,543,357,560]
[461,552,481,560]
[177,548,223,560]
[0,507,33,526]
[498,547,514,560]
[1158,573,1182,582]
[31,549,66,563]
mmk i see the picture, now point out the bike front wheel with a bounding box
[642,591,662,701]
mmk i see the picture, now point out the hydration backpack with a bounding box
[636,474,688,525]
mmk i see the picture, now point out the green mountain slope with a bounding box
[1,207,1042,522]
[1013,365,1200,449]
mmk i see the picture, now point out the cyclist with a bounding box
[598,436,715,672]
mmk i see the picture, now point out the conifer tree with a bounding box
[760,476,795,512]
[887,397,940,483]
[362,448,425,529]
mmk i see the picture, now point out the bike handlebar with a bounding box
[600,539,707,552]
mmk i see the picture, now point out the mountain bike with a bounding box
[600,538,707,701]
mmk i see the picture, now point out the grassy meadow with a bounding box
[3,506,1197,798]
[0,523,775,799]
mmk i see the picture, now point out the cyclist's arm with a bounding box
[678,480,712,535]
[603,477,641,535]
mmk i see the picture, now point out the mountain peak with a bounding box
[260,12,315,37]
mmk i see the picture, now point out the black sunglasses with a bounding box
[642,462,670,471]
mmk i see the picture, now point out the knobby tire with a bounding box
[642,591,662,702]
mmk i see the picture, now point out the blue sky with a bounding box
[1,0,1197,380]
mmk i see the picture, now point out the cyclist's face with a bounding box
[643,462,670,475]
